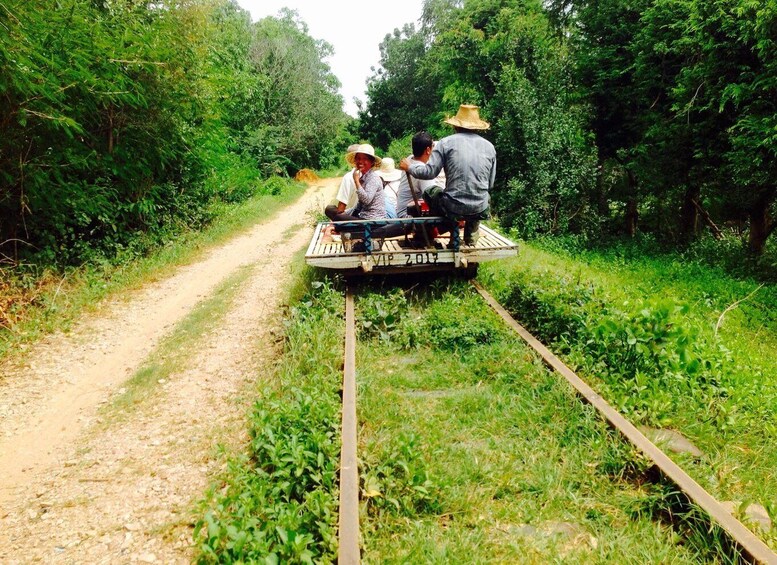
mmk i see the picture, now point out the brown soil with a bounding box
[0,178,337,563]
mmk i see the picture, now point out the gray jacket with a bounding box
[408,132,496,216]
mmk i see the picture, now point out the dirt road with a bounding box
[0,178,337,563]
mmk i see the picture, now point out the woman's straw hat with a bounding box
[443,104,490,130]
[376,157,402,182]
[346,143,382,168]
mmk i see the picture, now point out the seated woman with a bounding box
[328,144,385,235]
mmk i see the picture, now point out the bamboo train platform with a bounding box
[305,218,518,275]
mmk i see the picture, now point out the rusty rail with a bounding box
[472,281,777,565]
[338,288,360,564]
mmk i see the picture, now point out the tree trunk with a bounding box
[692,199,723,240]
[625,198,638,237]
[596,164,609,217]
[748,201,775,255]
[680,185,700,238]
[624,169,638,237]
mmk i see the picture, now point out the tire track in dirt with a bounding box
[0,178,337,562]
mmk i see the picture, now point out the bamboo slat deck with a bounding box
[305,221,518,273]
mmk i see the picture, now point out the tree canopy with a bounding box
[0,0,348,265]
[360,0,598,237]
[3,0,776,266]
[361,0,777,254]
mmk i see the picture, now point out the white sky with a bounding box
[236,0,424,116]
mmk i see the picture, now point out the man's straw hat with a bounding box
[344,144,360,164]
[346,144,382,168]
[443,104,490,130]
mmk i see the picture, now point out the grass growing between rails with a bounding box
[195,270,753,562]
[479,240,777,548]
[0,177,307,362]
[353,279,717,563]
[195,275,345,563]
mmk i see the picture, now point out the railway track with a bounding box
[336,283,777,564]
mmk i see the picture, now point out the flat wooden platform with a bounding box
[305,221,518,274]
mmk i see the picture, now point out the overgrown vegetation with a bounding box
[201,274,739,561]
[195,279,344,563]
[353,279,724,561]
[4,0,777,556]
[1,0,349,267]
[480,241,777,545]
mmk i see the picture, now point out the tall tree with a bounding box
[687,0,777,253]
[0,0,348,265]
[573,0,653,235]
[359,23,439,149]
[431,0,597,234]
[572,0,777,252]
[247,9,345,174]
[0,0,210,262]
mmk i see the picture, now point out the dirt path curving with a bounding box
[0,178,337,563]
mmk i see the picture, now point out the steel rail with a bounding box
[472,281,777,565]
[338,288,361,564]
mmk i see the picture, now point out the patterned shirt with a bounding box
[355,168,386,220]
[408,132,496,216]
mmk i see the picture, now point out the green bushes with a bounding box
[198,388,339,564]
[574,301,733,426]
[352,278,713,561]
[1,0,209,265]
[358,288,407,343]
[357,283,508,351]
[196,280,344,563]
[480,244,777,551]
[505,243,777,436]
[0,1,348,268]
[500,269,594,345]
[486,248,770,431]
[361,432,440,520]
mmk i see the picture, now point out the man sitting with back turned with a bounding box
[399,104,496,245]
[395,131,446,219]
